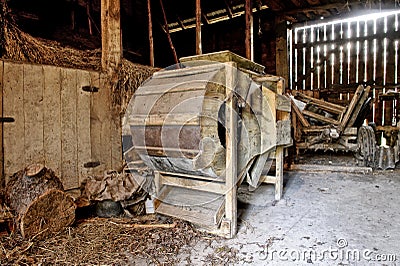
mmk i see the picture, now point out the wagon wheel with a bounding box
[356,125,376,167]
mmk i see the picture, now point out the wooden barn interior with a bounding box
[0,0,399,264]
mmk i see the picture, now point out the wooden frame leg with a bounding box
[154,170,161,197]
[275,147,284,200]
[222,62,237,238]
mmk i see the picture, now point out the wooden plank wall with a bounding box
[1,60,122,191]
[291,11,400,125]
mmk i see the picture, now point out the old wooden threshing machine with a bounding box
[123,51,292,237]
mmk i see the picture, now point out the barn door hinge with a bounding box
[81,86,99,92]
[0,117,15,123]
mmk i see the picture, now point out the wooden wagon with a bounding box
[291,85,382,168]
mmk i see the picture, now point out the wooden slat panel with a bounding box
[111,117,122,170]
[90,72,111,174]
[342,22,351,85]
[396,14,400,125]
[326,23,334,89]
[296,28,305,90]
[77,70,92,184]
[385,15,397,126]
[156,186,224,229]
[311,26,318,90]
[43,65,62,177]
[0,61,3,187]
[375,17,385,88]
[365,19,377,123]
[397,13,400,86]
[333,23,342,86]
[321,24,329,90]
[366,19,375,84]
[375,17,385,126]
[294,31,395,50]
[375,17,385,125]
[3,62,25,181]
[305,27,312,90]
[357,21,366,84]
[348,21,358,85]
[386,14,396,87]
[61,68,78,190]
[23,64,45,166]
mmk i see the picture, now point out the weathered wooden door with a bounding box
[0,60,122,192]
[0,61,3,188]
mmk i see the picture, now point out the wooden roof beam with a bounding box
[289,0,309,8]
[262,0,284,11]
[177,16,186,30]
[282,1,372,22]
[101,0,122,71]
[202,13,210,25]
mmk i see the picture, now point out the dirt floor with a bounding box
[183,169,399,265]
[1,154,399,265]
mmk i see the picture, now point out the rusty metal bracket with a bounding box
[82,86,99,92]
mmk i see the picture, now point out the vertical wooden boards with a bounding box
[109,78,122,170]
[77,71,92,184]
[111,116,122,170]
[333,23,342,86]
[275,18,289,87]
[290,12,400,127]
[295,28,305,90]
[3,62,24,181]
[321,24,328,90]
[23,64,44,166]
[316,26,322,90]
[385,14,396,125]
[386,14,396,87]
[397,13,400,86]
[348,21,358,85]
[90,72,111,174]
[43,65,62,178]
[376,17,385,88]
[61,68,78,190]
[326,23,334,88]
[305,26,313,90]
[0,61,3,187]
[357,21,366,84]
[1,60,117,190]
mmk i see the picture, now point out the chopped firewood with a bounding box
[5,165,64,215]
[20,189,75,239]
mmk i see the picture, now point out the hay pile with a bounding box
[0,215,214,265]
[0,1,100,70]
[0,1,158,114]
[110,58,158,115]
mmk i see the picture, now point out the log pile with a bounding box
[4,164,76,239]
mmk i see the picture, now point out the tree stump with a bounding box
[5,164,76,239]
